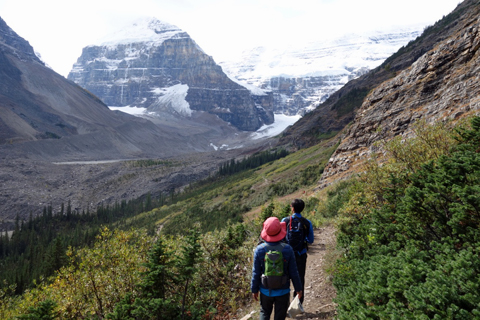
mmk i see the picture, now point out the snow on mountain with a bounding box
[149,84,192,116]
[249,114,301,140]
[93,17,191,48]
[109,105,148,114]
[219,25,424,115]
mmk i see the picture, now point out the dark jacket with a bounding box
[251,241,302,297]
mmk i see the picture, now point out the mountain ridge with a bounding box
[0,15,278,222]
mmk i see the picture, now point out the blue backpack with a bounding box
[285,216,309,253]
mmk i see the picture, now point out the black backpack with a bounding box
[285,216,309,253]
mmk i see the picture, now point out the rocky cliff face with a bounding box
[68,18,274,131]
[0,18,41,63]
[260,71,369,116]
[319,0,480,187]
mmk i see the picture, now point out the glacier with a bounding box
[219,25,425,116]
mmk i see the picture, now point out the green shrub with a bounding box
[333,117,480,319]
[17,299,59,319]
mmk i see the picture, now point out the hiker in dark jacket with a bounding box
[251,217,303,320]
[281,198,314,304]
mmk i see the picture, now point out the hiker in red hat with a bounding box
[251,217,302,320]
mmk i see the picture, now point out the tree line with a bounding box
[0,191,172,294]
[218,149,289,176]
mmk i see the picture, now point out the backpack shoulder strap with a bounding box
[301,217,310,230]
[300,217,310,251]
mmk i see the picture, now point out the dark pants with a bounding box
[259,292,290,320]
[294,253,307,304]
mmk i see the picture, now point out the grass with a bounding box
[114,137,338,235]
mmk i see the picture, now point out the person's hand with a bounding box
[252,292,259,301]
[296,291,303,300]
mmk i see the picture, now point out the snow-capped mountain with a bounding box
[68,17,274,132]
[219,26,424,115]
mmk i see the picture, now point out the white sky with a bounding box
[0,0,461,77]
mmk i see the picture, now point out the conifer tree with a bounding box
[140,236,177,299]
[107,236,180,320]
[47,237,67,273]
[17,299,59,319]
[177,228,202,320]
[66,200,72,220]
[145,193,153,212]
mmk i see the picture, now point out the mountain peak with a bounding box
[0,16,43,64]
[93,17,185,47]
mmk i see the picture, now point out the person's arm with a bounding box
[286,245,302,292]
[306,219,314,244]
[251,247,262,297]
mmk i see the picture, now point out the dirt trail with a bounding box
[297,225,337,319]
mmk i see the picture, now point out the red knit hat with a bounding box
[261,217,287,242]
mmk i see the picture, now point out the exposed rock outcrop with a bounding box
[68,18,274,131]
[320,2,480,187]
[0,17,41,63]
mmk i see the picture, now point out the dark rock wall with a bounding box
[69,34,274,131]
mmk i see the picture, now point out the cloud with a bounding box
[0,0,461,76]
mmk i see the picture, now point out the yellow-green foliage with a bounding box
[1,132,341,319]
[2,224,259,319]
[268,160,299,175]
[2,228,151,319]
[342,119,457,220]
[377,119,455,171]
[198,227,253,312]
[142,141,337,236]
